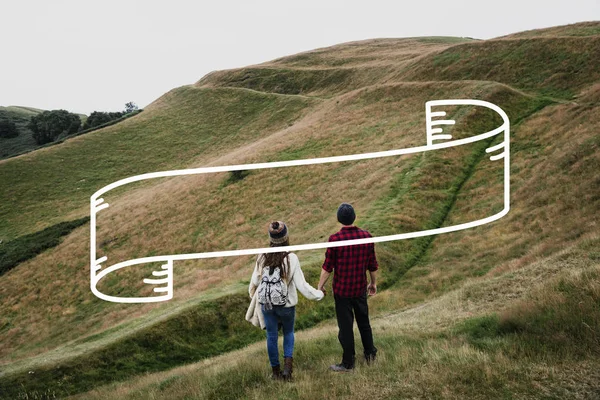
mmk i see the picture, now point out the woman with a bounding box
[248,221,324,381]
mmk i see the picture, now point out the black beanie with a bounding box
[337,203,356,225]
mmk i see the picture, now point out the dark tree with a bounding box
[124,102,139,114]
[0,118,19,138]
[82,111,125,130]
[28,110,82,145]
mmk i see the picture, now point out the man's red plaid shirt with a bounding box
[322,226,378,297]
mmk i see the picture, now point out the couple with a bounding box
[247,203,378,381]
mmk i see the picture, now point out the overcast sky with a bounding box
[1,0,598,114]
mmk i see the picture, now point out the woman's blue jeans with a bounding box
[262,305,295,367]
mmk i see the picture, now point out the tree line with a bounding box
[0,102,139,144]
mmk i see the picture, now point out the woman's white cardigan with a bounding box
[246,253,324,329]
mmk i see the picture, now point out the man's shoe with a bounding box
[365,353,377,365]
[329,363,353,372]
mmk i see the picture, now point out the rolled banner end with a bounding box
[426,98,510,214]
[90,257,174,304]
[425,99,510,148]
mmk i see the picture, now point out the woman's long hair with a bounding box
[258,238,290,282]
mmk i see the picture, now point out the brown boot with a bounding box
[271,365,281,380]
[281,357,293,381]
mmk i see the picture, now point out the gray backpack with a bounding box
[257,266,288,310]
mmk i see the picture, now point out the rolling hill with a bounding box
[0,106,88,160]
[0,21,598,399]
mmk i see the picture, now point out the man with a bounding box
[318,203,378,372]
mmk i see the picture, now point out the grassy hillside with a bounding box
[0,21,599,399]
[0,89,318,240]
[0,106,43,159]
[198,37,476,96]
[400,36,600,99]
[69,240,600,400]
[0,106,88,160]
[0,80,540,366]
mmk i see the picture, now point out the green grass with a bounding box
[201,67,357,96]
[0,294,262,398]
[405,36,600,99]
[432,51,462,66]
[503,21,600,39]
[0,217,89,276]
[455,268,600,359]
[0,283,339,399]
[268,137,331,161]
[266,37,477,70]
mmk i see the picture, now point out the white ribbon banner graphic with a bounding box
[90,99,510,303]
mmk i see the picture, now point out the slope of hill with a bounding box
[0,21,599,399]
[0,89,318,240]
[398,36,600,99]
[198,37,476,96]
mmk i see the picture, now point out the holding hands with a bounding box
[367,283,377,296]
[318,285,327,297]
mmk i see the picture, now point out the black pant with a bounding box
[334,293,377,368]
